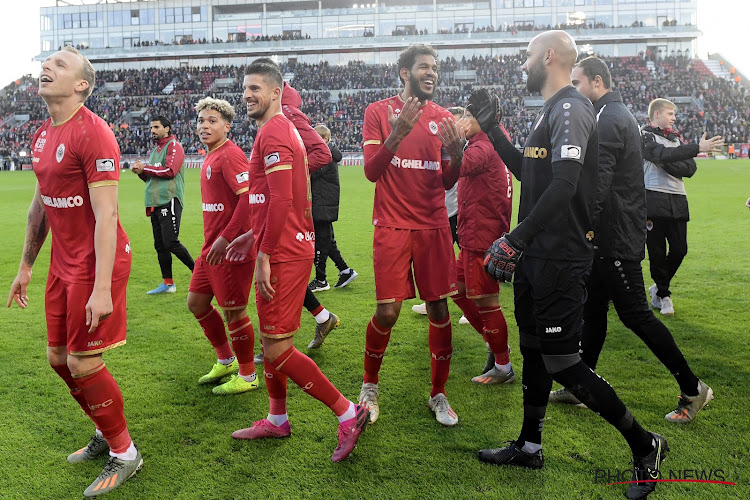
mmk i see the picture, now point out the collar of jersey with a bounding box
[207,138,229,153]
[52,103,84,127]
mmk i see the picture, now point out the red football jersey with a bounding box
[199,140,251,258]
[31,105,131,284]
[248,114,314,263]
[362,95,453,229]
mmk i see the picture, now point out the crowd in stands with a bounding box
[1,54,747,163]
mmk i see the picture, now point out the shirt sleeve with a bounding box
[78,120,121,188]
[363,103,394,182]
[258,126,295,255]
[288,110,332,173]
[220,147,250,195]
[142,140,185,179]
[549,98,596,165]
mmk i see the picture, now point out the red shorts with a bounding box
[46,273,129,356]
[373,226,457,303]
[189,256,254,310]
[456,249,499,299]
[256,259,312,339]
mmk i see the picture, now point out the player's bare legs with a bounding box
[188,292,257,392]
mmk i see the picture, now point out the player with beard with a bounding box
[7,47,141,497]
[358,44,466,427]
[131,115,195,295]
[229,62,368,462]
[247,57,341,353]
[474,32,667,499]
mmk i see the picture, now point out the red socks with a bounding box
[52,364,91,417]
[363,317,391,385]
[272,347,349,417]
[264,357,288,415]
[479,306,510,365]
[428,315,453,397]
[228,318,255,376]
[196,307,233,360]
[74,364,131,454]
[310,304,325,317]
[452,295,484,333]
[164,278,174,286]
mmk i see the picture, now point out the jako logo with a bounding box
[545,326,562,333]
[87,340,103,347]
[202,203,225,212]
[41,195,84,209]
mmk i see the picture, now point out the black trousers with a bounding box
[449,213,459,247]
[581,257,691,373]
[150,199,194,279]
[313,219,348,281]
[646,217,687,298]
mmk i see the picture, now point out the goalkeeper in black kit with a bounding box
[477,31,667,500]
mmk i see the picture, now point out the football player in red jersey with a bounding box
[358,44,466,427]
[443,109,516,385]
[228,62,368,462]
[7,47,141,497]
[186,97,259,396]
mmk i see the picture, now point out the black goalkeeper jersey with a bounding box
[518,85,598,261]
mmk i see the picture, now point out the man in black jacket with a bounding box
[641,99,723,315]
[547,56,713,426]
[472,32,666,500]
[308,125,358,292]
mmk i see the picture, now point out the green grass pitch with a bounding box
[1,160,749,499]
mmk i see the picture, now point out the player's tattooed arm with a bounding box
[8,184,49,308]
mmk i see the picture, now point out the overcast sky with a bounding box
[0,0,744,87]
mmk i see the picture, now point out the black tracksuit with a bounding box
[311,143,349,282]
[581,92,699,396]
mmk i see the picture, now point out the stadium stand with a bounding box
[1,54,748,165]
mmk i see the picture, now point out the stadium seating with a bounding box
[1,55,747,161]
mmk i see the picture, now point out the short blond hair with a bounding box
[648,98,676,121]
[62,46,95,99]
[195,97,235,123]
[314,124,331,140]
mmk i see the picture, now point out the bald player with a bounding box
[474,31,667,500]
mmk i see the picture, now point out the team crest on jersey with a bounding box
[56,143,65,163]
[264,152,280,167]
[429,121,438,134]
[41,131,46,137]
[562,102,571,110]
[205,165,211,179]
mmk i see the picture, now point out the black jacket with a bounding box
[641,124,698,221]
[592,91,647,261]
[311,143,343,222]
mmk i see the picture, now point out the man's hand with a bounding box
[698,133,724,153]
[438,117,467,161]
[7,266,32,308]
[86,287,112,333]
[484,233,525,283]
[226,230,255,262]
[131,160,144,174]
[206,236,229,265]
[746,197,750,210]
[255,251,275,301]
[384,96,423,152]
[466,88,502,132]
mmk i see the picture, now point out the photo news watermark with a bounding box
[594,468,737,488]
